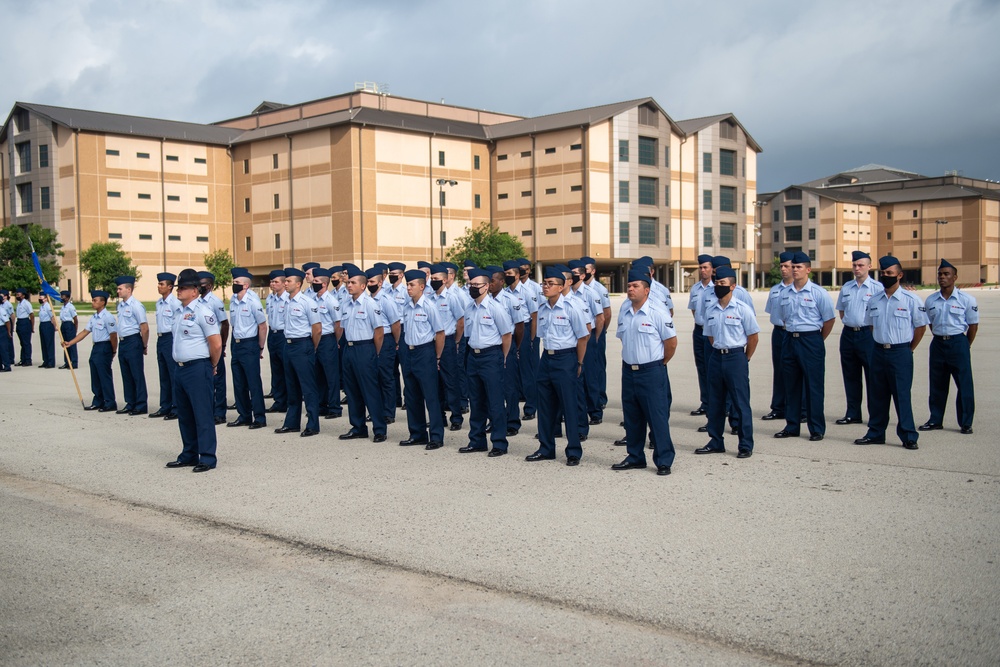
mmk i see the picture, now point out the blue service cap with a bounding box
[345,266,366,279]
[715,266,737,281]
[301,262,320,272]
[463,259,478,268]
[284,268,305,279]
[312,268,331,278]
[365,267,383,280]
[231,267,252,280]
[467,268,491,282]
[939,258,956,270]
[851,251,871,262]
[637,256,653,265]
[14,287,29,295]
[373,262,389,272]
[626,269,651,285]
[0,289,8,296]
[552,264,571,275]
[441,262,458,272]
[268,269,286,280]
[791,252,811,265]
[567,259,585,270]
[59,289,70,297]
[417,261,433,270]
[114,275,135,286]
[429,264,448,275]
[631,259,652,270]
[90,290,110,299]
[502,259,521,271]
[878,255,900,271]
[157,272,176,283]
[342,262,360,271]
[404,269,426,283]
[328,265,344,274]
[483,265,504,276]
[580,256,596,265]
[711,256,731,269]
[544,267,566,282]
[697,254,714,265]
[778,251,794,263]
[197,271,215,282]
[517,258,530,266]
[388,262,406,271]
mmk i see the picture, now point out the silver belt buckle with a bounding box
[630,364,639,371]
[474,348,481,354]
[547,349,554,355]
[234,339,240,344]
[286,339,292,344]
[882,343,892,349]
[347,341,354,346]
[408,344,415,350]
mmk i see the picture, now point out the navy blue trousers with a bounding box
[155,333,177,415]
[782,332,826,436]
[282,338,319,432]
[39,321,55,367]
[343,341,385,437]
[403,341,444,443]
[173,358,217,467]
[212,347,227,419]
[466,345,507,451]
[61,321,78,367]
[692,324,709,411]
[0,325,12,369]
[438,335,463,426]
[769,327,787,414]
[118,334,148,412]
[503,343,521,432]
[16,319,31,364]
[315,333,342,417]
[89,341,116,409]
[583,333,602,420]
[457,335,470,410]
[865,345,917,443]
[267,330,287,410]
[928,335,975,428]
[597,330,609,408]
[622,361,675,467]
[394,324,405,407]
[231,336,266,425]
[518,333,537,418]
[536,349,583,460]
[377,338,397,421]
[840,326,874,421]
[707,349,754,452]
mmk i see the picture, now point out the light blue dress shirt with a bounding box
[764,282,790,327]
[430,289,464,337]
[171,301,220,362]
[116,296,148,337]
[567,283,598,327]
[372,289,400,334]
[38,302,53,323]
[925,288,979,335]
[865,289,929,344]
[538,295,589,351]
[59,301,77,322]
[229,292,267,339]
[155,294,181,332]
[616,299,676,365]
[16,299,33,320]
[283,291,320,339]
[588,279,612,311]
[705,299,760,349]
[836,277,883,328]
[315,290,342,336]
[463,296,513,348]
[198,293,228,326]
[402,295,444,346]
[86,309,117,343]
[266,292,288,331]
[780,282,835,332]
[687,281,713,326]
[650,279,674,312]
[342,294,382,342]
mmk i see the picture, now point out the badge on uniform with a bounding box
[972,306,979,312]
[206,315,216,324]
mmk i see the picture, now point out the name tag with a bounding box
[94,322,104,330]
[355,310,368,319]
[802,298,816,308]
[414,312,428,322]
[480,314,494,326]
[724,315,742,326]
[291,306,303,316]
[553,316,569,327]
[949,304,965,314]
[894,308,909,318]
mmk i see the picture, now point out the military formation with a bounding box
[0,252,979,474]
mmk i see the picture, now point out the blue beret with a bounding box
[637,256,653,265]
[284,268,305,279]
[301,262,320,272]
[502,260,521,271]
[345,266,365,279]
[15,287,29,295]
[544,267,566,281]
[791,252,811,265]
[342,262,359,271]
[567,259,585,270]
[463,260,478,268]
[482,266,503,278]
[626,269,651,285]
[417,261,433,270]
[312,268,331,278]
[364,267,382,280]
[404,269,426,282]
[90,290,110,299]
[114,275,135,286]
[851,251,871,262]
[429,264,447,275]
[328,265,344,273]
[697,254,714,264]
[197,271,215,281]
[778,251,794,263]
[517,258,530,265]
[467,269,491,282]
[0,289,8,296]
[268,269,286,280]
[552,264,571,275]
[939,258,955,270]
[388,262,406,271]
[230,267,252,280]
[580,256,596,265]
[631,259,652,270]
[59,290,70,297]
[441,262,458,272]
[878,255,900,271]
[373,262,389,272]
[157,272,176,283]
[715,266,737,281]
[711,256,731,269]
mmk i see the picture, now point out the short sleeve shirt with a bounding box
[925,288,979,336]
[616,299,676,365]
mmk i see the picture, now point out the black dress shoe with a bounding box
[165,460,195,468]
[566,457,580,466]
[460,407,469,414]
[385,417,395,424]
[589,417,602,425]
[149,410,168,418]
[59,364,69,369]
[214,417,226,425]
[129,409,147,416]
[274,426,300,434]
[192,464,214,473]
[98,406,116,412]
[614,438,628,446]
[961,426,974,435]
[264,392,273,399]
[694,446,725,455]
[163,414,178,420]
[227,420,250,427]
[265,406,287,413]
[339,431,368,440]
[730,427,738,435]
[459,445,487,453]
[227,403,237,410]
[449,423,462,431]
[697,426,708,433]
[656,465,671,475]
[248,423,265,430]
[84,405,100,411]
[737,450,752,459]
[521,413,535,421]
[301,429,318,437]
[902,441,919,450]
[115,408,131,415]
[506,428,518,437]
[324,413,341,419]
[487,449,507,458]
[425,442,443,450]
[761,411,783,421]
[373,434,387,443]
[340,397,348,405]
[800,417,808,423]
[690,408,706,416]
[399,438,429,446]
[578,435,587,442]
[809,434,824,442]
[611,459,646,470]
[918,422,943,431]
[619,421,624,427]
[773,430,798,439]
[853,436,885,445]
[836,417,862,425]
[525,452,554,461]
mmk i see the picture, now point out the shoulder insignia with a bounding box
[918,307,926,312]
[972,306,979,312]
[206,315,216,325]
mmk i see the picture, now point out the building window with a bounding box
[546,228,557,235]
[570,226,583,233]
[40,186,50,210]
[474,155,481,170]
[720,119,737,140]
[742,157,746,177]
[107,191,121,198]
[243,198,250,213]
[195,197,208,204]
[637,105,659,126]
[785,204,803,221]
[544,147,556,154]
[808,206,816,219]
[243,159,250,174]
[808,228,816,240]
[167,195,180,202]
[521,230,532,236]
[638,217,657,245]
[474,194,481,209]
[138,193,152,200]
[521,190,532,197]
[774,231,779,243]
[545,188,556,195]
[108,233,122,239]
[168,235,181,241]
[16,142,31,172]
[498,193,508,200]
[912,251,918,259]
[245,236,252,251]
[912,230,918,239]
[886,211,892,220]
[274,234,281,249]
[439,190,447,206]
[38,144,49,168]
[619,180,630,203]
[194,157,206,164]
[570,185,582,192]
[773,210,780,223]
[440,231,447,246]
[703,189,712,210]
[809,249,816,261]
[520,151,531,158]
[618,139,629,162]
[139,234,152,240]
[664,185,670,207]
[720,186,736,213]
[438,151,445,166]
[273,193,279,209]
[664,224,670,245]
[887,232,892,240]
[619,221,629,243]
[664,146,670,168]
[638,137,657,166]
[13,109,29,132]
[786,188,802,200]
[703,152,712,173]
[742,229,746,248]
[720,149,736,176]
[912,210,918,218]
[166,155,179,162]
[137,152,150,159]
[497,154,508,161]
[703,227,713,246]
[272,154,279,169]
[570,143,582,151]
[785,226,803,242]
[638,177,658,206]
[196,236,209,242]
[719,223,736,249]
[105,149,119,156]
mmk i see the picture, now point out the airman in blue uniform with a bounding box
[228,267,268,429]
[265,269,289,413]
[774,252,836,441]
[387,261,408,408]
[517,257,542,420]
[504,259,536,424]
[854,256,928,450]
[300,263,320,302]
[13,287,33,366]
[686,255,715,415]
[398,269,446,450]
[338,265,388,443]
[487,264,525,437]
[762,252,794,421]
[151,273,180,419]
[568,259,604,427]
[367,266,401,424]
[165,269,222,473]
[115,275,149,415]
[430,264,465,431]
[63,290,118,411]
[197,271,229,423]
[582,256,612,409]
[835,251,883,425]
[921,259,978,435]
[611,268,677,474]
[58,290,79,370]
[0,290,13,371]
[37,294,56,368]
[274,268,322,437]
[311,268,343,420]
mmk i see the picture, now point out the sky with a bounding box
[2,0,998,191]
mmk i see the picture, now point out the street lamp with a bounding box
[935,219,949,281]
[436,179,458,262]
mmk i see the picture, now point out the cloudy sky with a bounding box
[3,0,998,191]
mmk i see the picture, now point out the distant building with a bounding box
[759,165,1000,285]
[2,89,763,299]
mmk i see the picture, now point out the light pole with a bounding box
[935,219,948,283]
[436,178,457,262]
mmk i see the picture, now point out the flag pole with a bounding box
[54,309,86,408]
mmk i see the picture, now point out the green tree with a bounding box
[765,257,782,287]
[202,248,235,298]
[79,241,139,293]
[446,222,526,283]
[0,224,63,293]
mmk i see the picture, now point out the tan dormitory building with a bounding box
[2,89,763,301]
[760,164,1000,286]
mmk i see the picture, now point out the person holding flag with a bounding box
[58,291,79,370]
[63,291,118,411]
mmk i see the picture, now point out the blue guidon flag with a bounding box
[29,236,61,299]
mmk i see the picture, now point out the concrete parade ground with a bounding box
[1,289,998,666]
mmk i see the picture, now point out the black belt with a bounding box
[470,344,500,354]
[346,339,373,347]
[877,343,910,349]
[546,347,575,356]
[789,331,821,337]
[693,324,704,332]
[233,337,257,344]
[623,360,663,371]
[286,337,311,344]
[773,325,785,331]
[157,332,172,337]
[321,332,336,339]
[714,347,745,355]
[269,328,283,334]
[120,333,140,340]
[845,326,870,332]
[407,341,434,350]
[177,358,209,367]
[933,334,964,340]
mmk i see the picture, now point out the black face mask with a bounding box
[430,279,444,292]
[232,283,245,293]
[714,285,731,299]
[331,279,340,288]
[570,274,581,285]
[367,284,379,295]
[312,283,323,292]
[468,285,483,298]
[879,275,898,289]
[584,272,594,281]
[389,274,400,284]
[198,284,210,297]
[503,275,517,287]
[518,269,527,277]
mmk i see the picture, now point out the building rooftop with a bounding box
[675,112,763,152]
